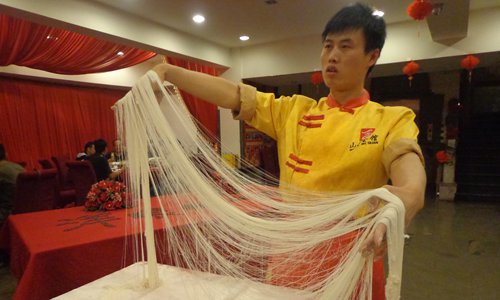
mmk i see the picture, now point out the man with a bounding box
[88,139,123,181]
[153,3,425,298]
[0,144,24,226]
[76,141,95,161]
[107,139,126,162]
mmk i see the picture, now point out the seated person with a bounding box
[107,139,126,162]
[0,144,24,226]
[76,141,95,161]
[88,139,123,181]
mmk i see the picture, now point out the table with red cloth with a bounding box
[0,198,196,300]
[0,193,380,299]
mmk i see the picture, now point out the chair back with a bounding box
[12,169,58,214]
[51,156,73,190]
[38,159,55,170]
[66,161,97,206]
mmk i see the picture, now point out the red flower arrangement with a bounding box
[85,180,129,211]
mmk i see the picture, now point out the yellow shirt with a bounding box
[235,84,423,193]
[234,85,422,290]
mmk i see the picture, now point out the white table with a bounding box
[54,263,313,300]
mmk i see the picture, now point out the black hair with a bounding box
[0,144,5,160]
[93,139,107,154]
[322,3,386,74]
[83,141,94,152]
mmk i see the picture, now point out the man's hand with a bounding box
[360,151,426,259]
[152,63,167,83]
[358,197,387,260]
[151,64,169,97]
[360,223,387,260]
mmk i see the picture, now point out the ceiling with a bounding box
[86,0,500,86]
[90,0,500,48]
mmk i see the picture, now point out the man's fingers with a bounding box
[373,223,387,247]
[360,223,387,258]
[367,197,381,212]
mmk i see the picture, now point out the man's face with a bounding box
[87,145,96,156]
[114,140,122,152]
[320,29,379,92]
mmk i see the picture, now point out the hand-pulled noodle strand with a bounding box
[113,71,405,299]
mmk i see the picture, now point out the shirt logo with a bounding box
[349,128,379,151]
[360,128,375,141]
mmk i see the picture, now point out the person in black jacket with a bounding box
[88,139,123,181]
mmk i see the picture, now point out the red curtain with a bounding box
[167,57,219,141]
[0,76,125,169]
[0,13,156,74]
[0,13,221,167]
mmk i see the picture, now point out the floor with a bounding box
[401,198,499,300]
[0,197,498,300]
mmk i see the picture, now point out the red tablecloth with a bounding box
[0,198,193,300]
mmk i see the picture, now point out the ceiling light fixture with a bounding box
[192,14,205,24]
[117,51,124,56]
[372,10,384,17]
[239,35,250,41]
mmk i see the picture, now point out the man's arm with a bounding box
[153,63,241,110]
[385,151,426,226]
[361,151,426,258]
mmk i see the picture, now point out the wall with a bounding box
[236,7,500,78]
[429,71,461,120]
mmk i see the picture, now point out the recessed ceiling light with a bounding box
[193,14,205,23]
[239,35,250,41]
[117,51,124,56]
[372,10,384,17]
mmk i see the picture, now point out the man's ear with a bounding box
[368,49,381,67]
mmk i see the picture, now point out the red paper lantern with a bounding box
[403,61,420,86]
[310,71,323,86]
[460,55,480,70]
[461,55,480,82]
[436,150,452,164]
[407,0,433,21]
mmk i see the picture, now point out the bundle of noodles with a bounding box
[112,71,405,299]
